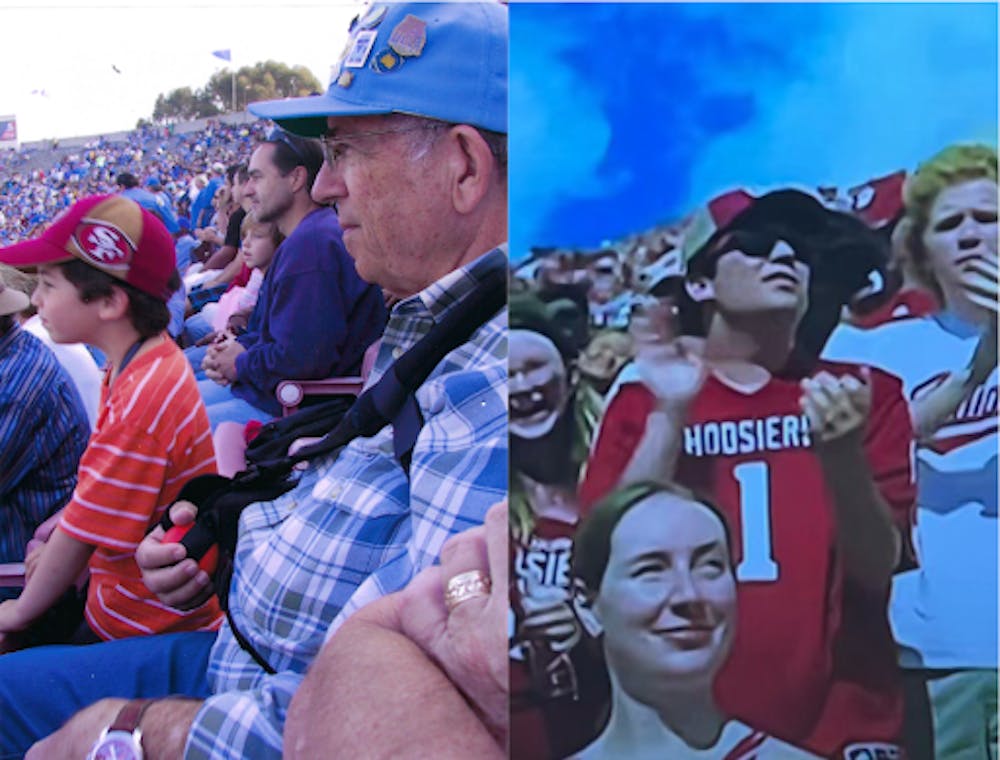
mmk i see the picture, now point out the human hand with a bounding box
[201,338,233,386]
[194,330,219,348]
[210,337,245,383]
[968,318,998,383]
[0,599,29,635]
[395,501,509,745]
[518,596,580,654]
[801,369,871,446]
[136,501,214,610]
[958,251,998,315]
[630,296,706,414]
[227,309,251,335]
[26,698,123,760]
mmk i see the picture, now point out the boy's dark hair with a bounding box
[58,259,180,339]
[0,314,13,335]
[115,172,139,189]
[263,130,324,192]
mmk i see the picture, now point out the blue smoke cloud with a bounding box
[510,2,998,261]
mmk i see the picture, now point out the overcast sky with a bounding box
[0,0,364,141]
[510,2,998,260]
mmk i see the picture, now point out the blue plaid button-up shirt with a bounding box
[0,325,90,599]
[185,247,509,758]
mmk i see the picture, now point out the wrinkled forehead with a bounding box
[325,113,398,137]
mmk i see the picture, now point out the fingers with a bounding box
[142,560,214,610]
[483,502,508,602]
[170,501,198,526]
[520,604,580,653]
[629,296,678,346]
[800,370,871,442]
[439,524,491,622]
[958,256,999,313]
[137,502,213,609]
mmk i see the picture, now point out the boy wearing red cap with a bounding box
[0,195,222,647]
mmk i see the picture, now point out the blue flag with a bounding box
[212,49,232,62]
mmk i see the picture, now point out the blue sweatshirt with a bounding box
[233,207,386,415]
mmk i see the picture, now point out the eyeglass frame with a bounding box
[318,122,450,168]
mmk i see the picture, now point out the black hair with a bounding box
[0,314,13,334]
[573,481,735,594]
[115,172,139,189]
[263,130,324,193]
[226,162,244,185]
[58,259,180,339]
[509,292,580,366]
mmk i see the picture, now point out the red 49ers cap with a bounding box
[0,194,176,302]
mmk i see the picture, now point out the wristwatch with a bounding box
[88,698,156,760]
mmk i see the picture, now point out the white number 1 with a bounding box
[732,461,779,582]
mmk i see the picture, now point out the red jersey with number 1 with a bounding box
[579,363,915,758]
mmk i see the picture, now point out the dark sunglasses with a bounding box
[708,229,810,263]
[266,127,309,166]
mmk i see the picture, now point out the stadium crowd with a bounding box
[510,145,997,759]
[0,0,994,756]
[1,3,508,758]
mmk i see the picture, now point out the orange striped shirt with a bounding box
[60,336,223,640]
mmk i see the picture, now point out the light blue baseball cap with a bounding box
[249,2,507,137]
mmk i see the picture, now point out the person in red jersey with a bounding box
[508,294,609,760]
[579,189,916,759]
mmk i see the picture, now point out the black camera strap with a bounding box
[163,264,506,674]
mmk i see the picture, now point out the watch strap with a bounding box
[110,698,157,733]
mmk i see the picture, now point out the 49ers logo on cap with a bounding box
[73,219,135,271]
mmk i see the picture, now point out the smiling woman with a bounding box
[569,482,817,759]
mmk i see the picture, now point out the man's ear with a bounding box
[287,164,309,195]
[685,276,715,303]
[447,125,498,214]
[97,285,131,321]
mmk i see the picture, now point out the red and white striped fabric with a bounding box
[60,336,222,640]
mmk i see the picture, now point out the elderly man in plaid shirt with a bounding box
[1,4,508,760]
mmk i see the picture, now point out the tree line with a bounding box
[149,61,322,122]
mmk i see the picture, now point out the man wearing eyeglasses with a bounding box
[195,129,386,429]
[1,4,508,760]
[579,190,916,759]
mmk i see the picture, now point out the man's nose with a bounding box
[311,161,345,207]
[768,240,796,263]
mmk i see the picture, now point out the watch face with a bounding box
[92,731,142,760]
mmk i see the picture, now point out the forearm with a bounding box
[9,526,92,626]
[820,440,900,590]
[619,407,685,488]
[142,699,202,760]
[206,252,242,285]
[286,619,502,760]
[910,367,976,441]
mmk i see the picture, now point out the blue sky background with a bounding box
[509,2,998,261]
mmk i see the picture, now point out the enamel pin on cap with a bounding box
[388,14,427,58]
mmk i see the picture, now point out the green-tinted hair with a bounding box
[903,143,998,299]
